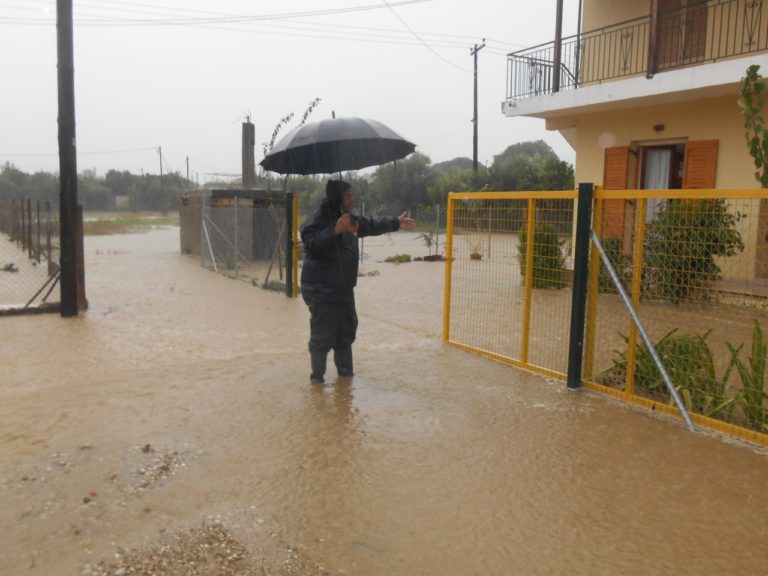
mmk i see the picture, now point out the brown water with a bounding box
[1,228,768,575]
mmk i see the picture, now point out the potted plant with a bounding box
[416,231,444,261]
[467,237,484,260]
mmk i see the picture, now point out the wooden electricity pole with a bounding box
[158,146,164,199]
[553,0,564,92]
[57,0,81,316]
[242,120,256,188]
[471,40,485,172]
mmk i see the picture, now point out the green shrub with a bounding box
[598,236,631,294]
[600,328,736,421]
[643,199,744,303]
[600,320,768,429]
[518,222,567,289]
[385,253,411,264]
[727,319,767,431]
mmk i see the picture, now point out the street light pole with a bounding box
[471,39,486,172]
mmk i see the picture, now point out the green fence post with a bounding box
[567,183,594,389]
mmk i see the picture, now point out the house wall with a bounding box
[571,94,762,280]
[583,0,647,32]
[573,94,754,188]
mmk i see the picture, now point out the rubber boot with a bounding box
[310,352,327,384]
[334,347,354,377]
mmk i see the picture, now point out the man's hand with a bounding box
[335,213,359,235]
[398,212,416,231]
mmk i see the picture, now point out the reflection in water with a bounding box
[1,229,768,576]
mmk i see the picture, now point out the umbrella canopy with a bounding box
[259,117,416,175]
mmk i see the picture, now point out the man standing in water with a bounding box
[300,179,416,384]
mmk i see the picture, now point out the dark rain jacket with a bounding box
[300,200,400,303]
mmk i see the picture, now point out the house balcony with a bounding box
[503,0,768,120]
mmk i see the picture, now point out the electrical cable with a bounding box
[1,146,158,157]
[381,0,471,72]
[0,1,525,52]
[1,0,433,26]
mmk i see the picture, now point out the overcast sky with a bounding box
[1,0,578,181]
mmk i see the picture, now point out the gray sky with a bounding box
[1,0,577,180]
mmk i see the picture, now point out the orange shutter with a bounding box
[602,147,630,237]
[683,140,718,189]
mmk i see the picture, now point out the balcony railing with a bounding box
[507,0,768,100]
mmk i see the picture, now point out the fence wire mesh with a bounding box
[0,199,60,312]
[446,188,768,444]
[585,191,768,440]
[193,193,292,293]
[445,192,575,376]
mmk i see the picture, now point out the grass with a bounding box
[83,212,179,236]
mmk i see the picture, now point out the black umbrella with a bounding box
[259,116,416,175]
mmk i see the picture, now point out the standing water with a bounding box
[0,227,767,575]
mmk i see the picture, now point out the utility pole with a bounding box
[57,0,80,317]
[471,39,486,172]
[242,119,256,188]
[158,146,164,199]
[186,156,190,184]
[553,0,564,92]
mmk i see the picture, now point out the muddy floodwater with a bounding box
[2,227,768,575]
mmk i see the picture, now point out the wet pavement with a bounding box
[1,227,767,575]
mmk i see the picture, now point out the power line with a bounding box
[382,0,470,72]
[0,1,525,53]
[0,0,433,26]
[0,146,157,157]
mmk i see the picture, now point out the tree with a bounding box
[643,199,744,303]
[426,166,487,206]
[489,140,573,191]
[368,152,433,214]
[738,64,768,187]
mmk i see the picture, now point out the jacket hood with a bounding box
[325,179,350,213]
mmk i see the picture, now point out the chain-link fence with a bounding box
[444,191,576,376]
[584,189,768,441]
[179,190,298,296]
[445,187,768,445]
[0,199,61,314]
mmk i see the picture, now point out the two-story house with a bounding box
[503,0,768,281]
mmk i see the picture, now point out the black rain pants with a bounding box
[304,294,358,355]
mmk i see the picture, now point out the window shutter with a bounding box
[602,147,630,237]
[683,140,717,188]
[683,0,708,63]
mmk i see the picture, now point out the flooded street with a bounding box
[2,227,768,575]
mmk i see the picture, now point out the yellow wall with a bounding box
[583,0,647,32]
[572,95,756,188]
[568,94,761,280]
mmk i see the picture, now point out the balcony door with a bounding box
[640,144,684,220]
[657,0,708,70]
[601,140,716,240]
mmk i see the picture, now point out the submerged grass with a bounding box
[84,212,179,236]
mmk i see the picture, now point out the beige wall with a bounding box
[567,94,761,280]
[583,0,647,32]
[572,94,756,189]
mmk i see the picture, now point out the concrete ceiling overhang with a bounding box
[502,54,768,121]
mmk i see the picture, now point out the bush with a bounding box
[600,328,736,421]
[727,319,767,432]
[643,199,744,303]
[518,222,567,288]
[385,253,411,264]
[598,236,631,294]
